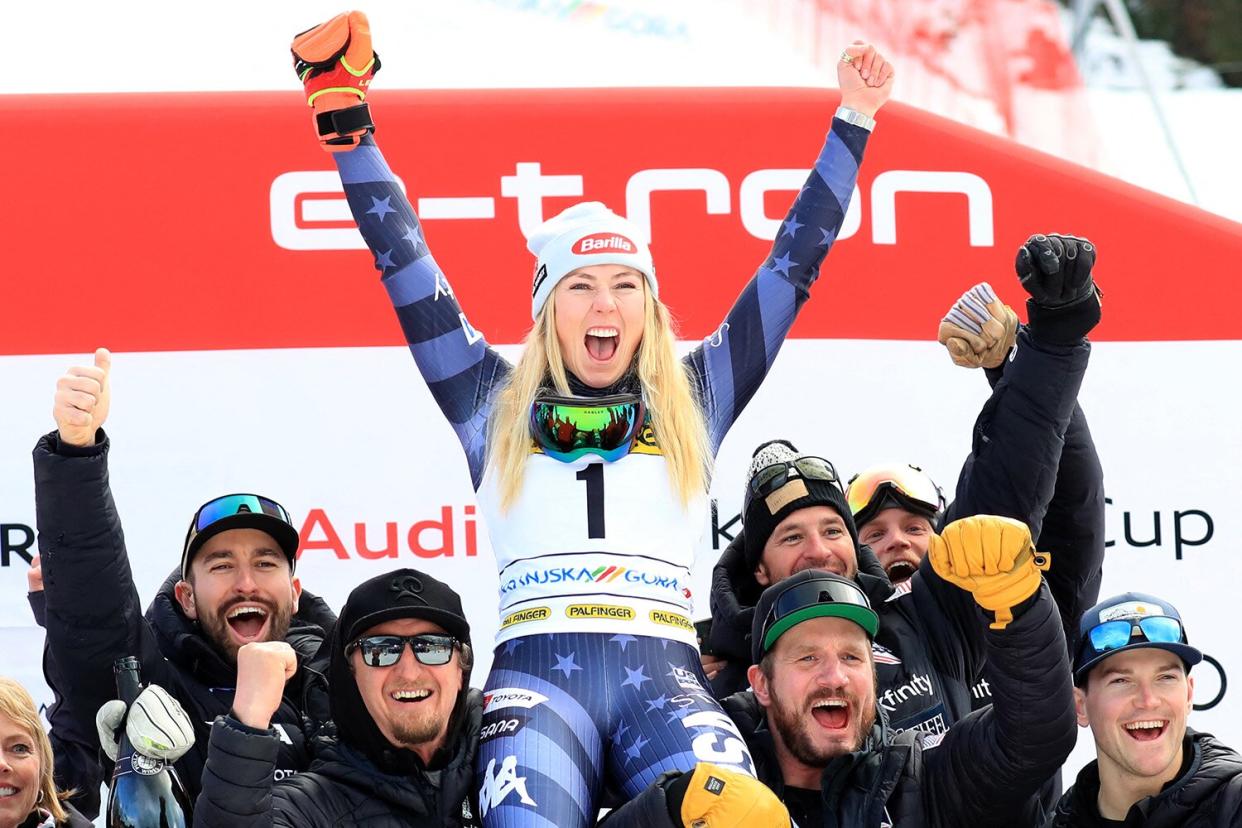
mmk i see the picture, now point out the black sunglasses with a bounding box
[346,634,461,668]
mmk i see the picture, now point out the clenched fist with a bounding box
[54,348,111,447]
[233,642,299,730]
[928,515,1050,630]
[837,41,895,118]
[937,282,1018,369]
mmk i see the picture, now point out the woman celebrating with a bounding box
[0,678,91,828]
[291,13,893,827]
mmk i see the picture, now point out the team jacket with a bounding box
[33,430,334,801]
[194,694,484,828]
[618,583,1076,827]
[1048,730,1242,828]
[333,121,869,645]
[708,325,1101,735]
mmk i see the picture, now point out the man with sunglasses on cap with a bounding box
[647,515,1074,826]
[33,349,334,800]
[1048,593,1242,826]
[194,567,483,827]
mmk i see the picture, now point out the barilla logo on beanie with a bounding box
[573,234,637,255]
[527,202,657,319]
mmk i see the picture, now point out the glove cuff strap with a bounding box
[315,103,375,140]
[1026,287,1101,346]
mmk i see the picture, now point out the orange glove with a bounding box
[937,282,1019,369]
[291,11,380,152]
[928,515,1050,630]
[676,763,789,828]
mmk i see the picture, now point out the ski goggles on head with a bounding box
[190,494,292,534]
[529,392,645,463]
[182,493,299,579]
[845,464,945,527]
[347,633,463,668]
[758,574,879,658]
[744,456,840,513]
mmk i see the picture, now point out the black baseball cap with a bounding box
[752,569,879,665]
[1074,592,1201,685]
[341,568,471,648]
[181,494,301,579]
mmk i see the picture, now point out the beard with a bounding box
[389,707,448,747]
[198,596,294,664]
[768,683,875,766]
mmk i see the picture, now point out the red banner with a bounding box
[4,88,1241,355]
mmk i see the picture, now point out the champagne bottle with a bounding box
[106,657,193,828]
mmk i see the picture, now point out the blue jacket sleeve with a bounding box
[334,136,512,489]
[684,117,869,452]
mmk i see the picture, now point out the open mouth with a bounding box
[885,560,919,583]
[1124,720,1168,742]
[585,327,619,362]
[225,604,270,642]
[809,698,850,730]
[390,688,433,705]
[0,786,20,798]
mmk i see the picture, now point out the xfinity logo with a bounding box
[270,165,993,250]
[878,673,934,713]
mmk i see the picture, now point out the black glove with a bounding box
[1015,233,1102,345]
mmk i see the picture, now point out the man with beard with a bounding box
[629,515,1075,825]
[193,568,483,827]
[34,349,333,799]
[1048,593,1242,826]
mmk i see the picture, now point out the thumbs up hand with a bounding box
[53,348,111,447]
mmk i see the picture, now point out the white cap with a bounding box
[527,202,657,320]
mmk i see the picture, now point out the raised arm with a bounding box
[922,516,1076,824]
[292,12,510,488]
[36,350,181,759]
[685,43,892,452]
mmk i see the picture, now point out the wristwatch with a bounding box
[835,105,876,131]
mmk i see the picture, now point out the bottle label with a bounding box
[130,753,167,776]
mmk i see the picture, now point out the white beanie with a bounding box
[527,202,657,320]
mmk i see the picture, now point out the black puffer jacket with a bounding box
[34,430,333,800]
[1048,730,1242,827]
[632,582,1075,827]
[194,695,484,828]
[711,534,985,735]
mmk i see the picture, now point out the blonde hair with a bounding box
[0,677,71,824]
[489,285,711,509]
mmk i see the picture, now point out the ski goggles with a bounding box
[744,456,840,514]
[758,574,879,657]
[190,494,292,534]
[529,392,645,463]
[845,464,945,527]
[347,633,463,668]
[1080,616,1187,659]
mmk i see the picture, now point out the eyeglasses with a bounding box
[745,456,840,513]
[346,634,462,668]
[760,576,879,655]
[845,464,944,527]
[1081,616,1187,658]
[529,392,646,463]
[186,494,293,544]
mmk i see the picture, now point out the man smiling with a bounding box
[720,516,1077,825]
[1049,593,1242,826]
[35,350,330,800]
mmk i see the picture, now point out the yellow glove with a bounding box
[679,763,790,828]
[937,282,1019,369]
[928,515,1050,630]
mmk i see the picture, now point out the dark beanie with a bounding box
[742,440,859,573]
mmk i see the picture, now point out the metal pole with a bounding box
[1070,0,1102,59]
[1100,0,1200,203]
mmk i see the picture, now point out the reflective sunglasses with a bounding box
[529,392,645,463]
[346,634,462,668]
[745,456,840,513]
[845,464,945,526]
[1081,616,1187,658]
[761,576,879,655]
[185,494,293,548]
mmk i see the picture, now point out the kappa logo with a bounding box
[479,755,537,817]
[389,574,427,604]
[573,233,636,255]
[482,688,549,714]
